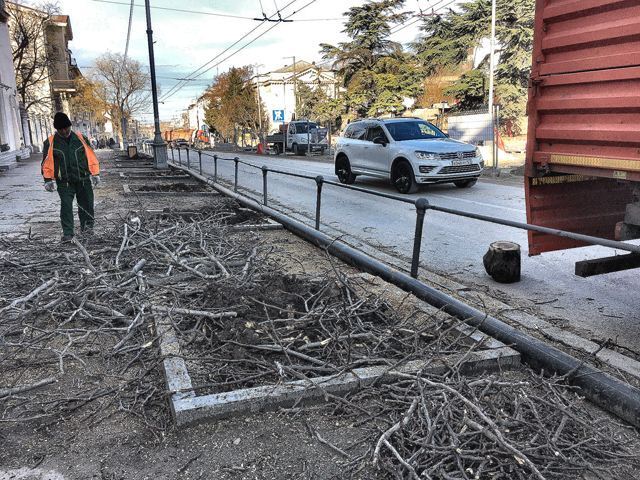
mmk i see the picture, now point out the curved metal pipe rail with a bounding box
[161,146,640,280]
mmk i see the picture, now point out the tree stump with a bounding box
[483,241,521,283]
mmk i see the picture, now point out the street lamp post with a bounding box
[144,0,168,169]
[488,0,497,171]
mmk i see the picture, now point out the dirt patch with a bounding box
[134,183,212,193]
[145,206,268,226]
[177,273,473,396]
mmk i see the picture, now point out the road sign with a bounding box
[272,110,285,122]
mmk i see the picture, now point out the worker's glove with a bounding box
[44,181,56,192]
[91,175,101,187]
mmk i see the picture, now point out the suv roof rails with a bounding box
[351,117,381,123]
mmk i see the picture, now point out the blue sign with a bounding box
[272,109,285,122]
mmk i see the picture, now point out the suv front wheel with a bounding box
[336,156,356,185]
[392,161,418,194]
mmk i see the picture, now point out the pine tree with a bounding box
[320,0,421,117]
[412,0,534,134]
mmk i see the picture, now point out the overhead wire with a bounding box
[389,0,458,35]
[159,0,311,102]
[158,0,302,101]
[88,0,257,20]
[162,0,320,103]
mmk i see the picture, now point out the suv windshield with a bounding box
[385,121,446,141]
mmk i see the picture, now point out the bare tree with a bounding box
[91,52,151,146]
[7,1,59,112]
[70,77,108,137]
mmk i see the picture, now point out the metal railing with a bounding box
[158,144,640,279]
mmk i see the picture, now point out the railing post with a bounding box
[186,147,190,169]
[411,198,429,278]
[170,145,174,161]
[315,175,324,231]
[262,166,268,206]
[177,147,182,165]
[198,150,202,175]
[234,157,239,192]
[213,155,218,182]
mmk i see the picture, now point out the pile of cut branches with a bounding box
[173,272,474,394]
[0,207,638,480]
[0,206,270,429]
[328,366,639,479]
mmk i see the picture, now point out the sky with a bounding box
[37,0,462,122]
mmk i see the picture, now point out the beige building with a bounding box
[0,0,30,168]
[256,61,339,133]
[6,4,82,151]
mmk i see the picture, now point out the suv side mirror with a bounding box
[373,137,387,146]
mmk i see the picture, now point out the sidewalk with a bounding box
[0,154,57,237]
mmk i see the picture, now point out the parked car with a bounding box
[334,118,484,194]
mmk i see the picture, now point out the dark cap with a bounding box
[53,112,72,130]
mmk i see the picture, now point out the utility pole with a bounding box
[145,0,168,169]
[488,0,497,170]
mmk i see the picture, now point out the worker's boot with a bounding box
[61,234,74,243]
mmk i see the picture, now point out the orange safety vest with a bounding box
[42,132,100,179]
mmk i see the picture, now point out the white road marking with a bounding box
[427,192,524,215]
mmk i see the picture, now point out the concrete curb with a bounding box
[173,347,519,426]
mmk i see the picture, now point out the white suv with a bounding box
[334,118,484,194]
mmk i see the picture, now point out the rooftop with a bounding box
[272,60,331,74]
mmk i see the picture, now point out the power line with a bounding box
[159,0,305,102]
[88,0,257,20]
[89,0,332,22]
[390,17,421,35]
[159,0,302,101]
[162,0,320,103]
[389,0,458,35]
[294,17,341,22]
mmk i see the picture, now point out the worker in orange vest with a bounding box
[41,112,101,242]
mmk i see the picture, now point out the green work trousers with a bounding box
[57,179,94,236]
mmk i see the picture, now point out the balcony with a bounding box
[51,79,77,93]
[0,0,8,22]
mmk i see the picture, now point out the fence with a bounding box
[446,106,502,169]
[140,143,640,279]
[446,110,493,145]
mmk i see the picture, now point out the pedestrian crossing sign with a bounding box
[272,110,285,122]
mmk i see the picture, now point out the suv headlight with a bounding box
[475,147,482,159]
[415,151,439,161]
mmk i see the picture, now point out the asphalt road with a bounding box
[182,150,640,351]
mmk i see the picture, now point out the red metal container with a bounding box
[525,0,640,254]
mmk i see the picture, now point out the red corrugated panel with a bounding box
[525,176,633,254]
[525,0,640,254]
